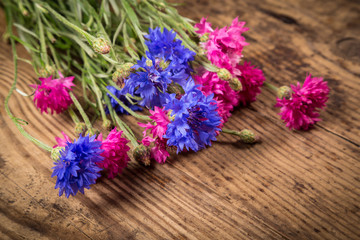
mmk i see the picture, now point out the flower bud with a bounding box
[74,122,87,136]
[133,145,151,166]
[199,33,209,42]
[102,119,112,130]
[51,147,64,161]
[112,63,133,88]
[217,68,232,81]
[239,129,259,144]
[277,86,292,100]
[38,65,55,78]
[229,78,243,91]
[92,37,111,54]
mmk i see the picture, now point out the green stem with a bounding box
[104,96,139,147]
[41,3,95,43]
[103,86,151,121]
[263,82,278,92]
[81,49,108,124]
[114,114,139,147]
[222,128,242,136]
[4,1,52,152]
[36,7,48,65]
[69,92,92,130]
[68,108,80,124]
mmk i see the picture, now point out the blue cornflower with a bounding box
[122,53,187,108]
[106,86,142,114]
[51,134,104,198]
[164,80,222,153]
[145,27,196,86]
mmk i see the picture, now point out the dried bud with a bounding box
[199,33,209,42]
[51,147,64,161]
[102,119,112,130]
[277,86,293,100]
[229,78,243,91]
[133,145,151,166]
[112,63,133,88]
[74,122,87,136]
[239,129,259,144]
[159,59,170,69]
[217,68,232,81]
[38,65,55,78]
[92,37,111,54]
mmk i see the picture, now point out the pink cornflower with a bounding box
[96,128,130,179]
[198,17,249,68]
[30,72,75,114]
[195,71,239,123]
[275,74,330,130]
[235,61,266,105]
[194,17,213,36]
[138,107,171,163]
[54,131,72,148]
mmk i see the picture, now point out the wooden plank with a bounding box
[1,0,359,239]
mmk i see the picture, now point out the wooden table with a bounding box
[1,0,359,239]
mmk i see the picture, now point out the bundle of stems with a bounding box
[2,0,228,153]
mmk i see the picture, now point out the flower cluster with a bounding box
[138,80,222,163]
[194,18,265,124]
[52,128,131,197]
[275,74,330,130]
[30,72,74,114]
[20,18,329,200]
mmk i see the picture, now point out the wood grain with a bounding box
[1,0,359,239]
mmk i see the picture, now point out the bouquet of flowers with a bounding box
[2,0,329,198]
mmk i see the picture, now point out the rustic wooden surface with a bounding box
[1,0,360,239]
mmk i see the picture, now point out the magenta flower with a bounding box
[195,71,238,123]
[235,61,266,105]
[275,74,330,130]
[96,128,131,179]
[200,17,249,68]
[194,17,213,36]
[30,72,75,114]
[138,107,171,163]
[54,132,72,148]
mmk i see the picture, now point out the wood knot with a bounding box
[336,37,360,62]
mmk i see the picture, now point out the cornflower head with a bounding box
[164,80,222,153]
[51,133,103,198]
[106,86,142,114]
[138,106,171,163]
[96,128,130,179]
[275,74,330,130]
[121,52,190,108]
[145,27,196,84]
[234,61,266,105]
[196,17,249,68]
[30,71,74,114]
